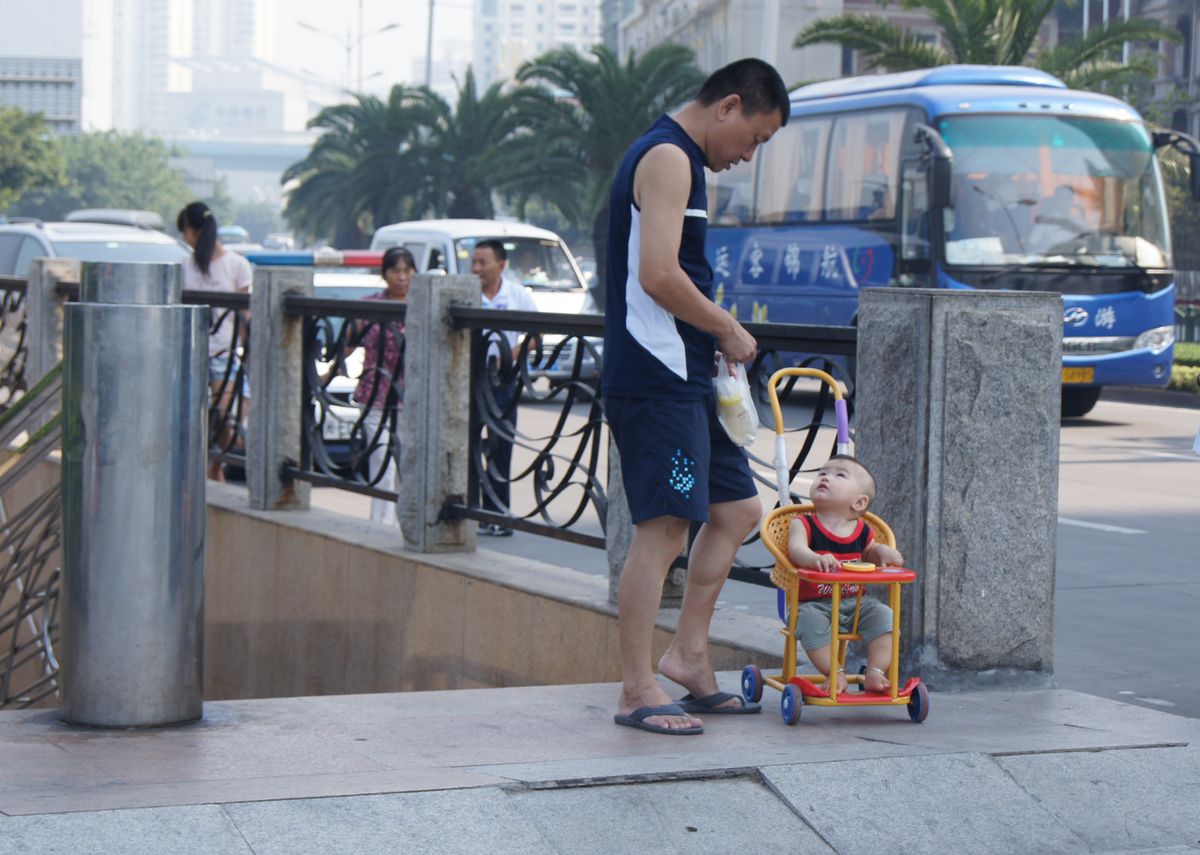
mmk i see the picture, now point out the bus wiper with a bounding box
[977,262,1083,287]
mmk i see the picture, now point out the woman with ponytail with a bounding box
[177,201,253,480]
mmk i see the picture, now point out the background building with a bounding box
[617,0,841,87]
[473,0,602,90]
[0,0,84,134]
[601,0,636,52]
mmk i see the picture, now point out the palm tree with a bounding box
[515,44,707,301]
[793,0,1178,91]
[283,85,430,246]
[283,71,566,242]
[408,68,563,220]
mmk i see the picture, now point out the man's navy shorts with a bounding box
[605,395,757,524]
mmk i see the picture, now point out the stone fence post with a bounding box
[25,258,79,389]
[248,268,312,511]
[398,274,476,552]
[856,288,1062,688]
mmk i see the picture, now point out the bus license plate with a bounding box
[1062,367,1094,384]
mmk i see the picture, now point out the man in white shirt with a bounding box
[471,239,538,536]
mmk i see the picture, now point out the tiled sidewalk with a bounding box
[2,679,1198,853]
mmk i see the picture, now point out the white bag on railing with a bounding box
[714,354,759,447]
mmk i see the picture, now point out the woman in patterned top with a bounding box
[352,246,414,526]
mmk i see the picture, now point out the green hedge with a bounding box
[1175,342,1200,368]
[1170,363,1200,392]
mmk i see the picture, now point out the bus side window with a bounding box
[707,160,756,225]
[823,110,906,221]
[756,117,831,225]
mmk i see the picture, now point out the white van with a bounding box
[369,219,595,316]
[370,219,600,383]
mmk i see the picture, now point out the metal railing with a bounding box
[183,290,250,478]
[0,276,28,409]
[456,308,607,545]
[1,266,863,590]
[443,307,858,584]
[286,294,406,496]
[0,363,64,709]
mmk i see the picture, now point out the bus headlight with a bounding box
[1133,326,1174,355]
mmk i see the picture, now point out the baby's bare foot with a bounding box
[863,666,891,693]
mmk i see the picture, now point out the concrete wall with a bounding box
[3,461,778,706]
[203,484,779,700]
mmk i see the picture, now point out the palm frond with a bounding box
[795,15,953,70]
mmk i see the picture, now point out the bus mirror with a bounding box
[1191,152,1200,201]
[931,158,954,209]
[914,123,954,208]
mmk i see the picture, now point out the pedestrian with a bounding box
[786,455,904,694]
[351,246,414,526]
[177,201,252,482]
[604,59,790,734]
[471,238,538,537]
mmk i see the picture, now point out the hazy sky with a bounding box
[273,0,474,94]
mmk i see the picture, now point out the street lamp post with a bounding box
[297,15,400,94]
[426,0,435,88]
[297,21,352,90]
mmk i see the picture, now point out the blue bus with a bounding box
[705,65,1200,416]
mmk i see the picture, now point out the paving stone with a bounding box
[223,788,554,855]
[761,752,1089,855]
[0,804,252,854]
[505,777,833,854]
[996,745,1200,852]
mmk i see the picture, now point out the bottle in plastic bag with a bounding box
[714,354,760,447]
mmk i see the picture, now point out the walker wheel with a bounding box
[907,681,930,723]
[781,684,802,726]
[741,664,764,704]
[857,664,867,693]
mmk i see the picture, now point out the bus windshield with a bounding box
[938,115,1170,270]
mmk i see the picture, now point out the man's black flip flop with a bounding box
[614,703,704,734]
[678,691,761,714]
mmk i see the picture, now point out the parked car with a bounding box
[0,219,189,276]
[369,219,600,382]
[65,208,165,230]
[218,225,250,244]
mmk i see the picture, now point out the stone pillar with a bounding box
[398,274,476,552]
[248,268,312,511]
[25,258,79,388]
[856,288,1061,689]
[606,437,685,607]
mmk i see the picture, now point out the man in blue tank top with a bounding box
[605,59,789,735]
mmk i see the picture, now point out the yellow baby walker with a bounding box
[740,367,929,724]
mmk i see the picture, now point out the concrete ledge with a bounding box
[204,484,781,700]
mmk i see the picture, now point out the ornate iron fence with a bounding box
[181,290,251,479]
[456,308,608,545]
[442,308,858,584]
[0,276,28,409]
[0,363,65,709]
[286,294,406,497]
[0,482,62,708]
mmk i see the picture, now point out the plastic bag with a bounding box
[714,354,760,447]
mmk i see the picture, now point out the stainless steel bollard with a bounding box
[60,262,209,727]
